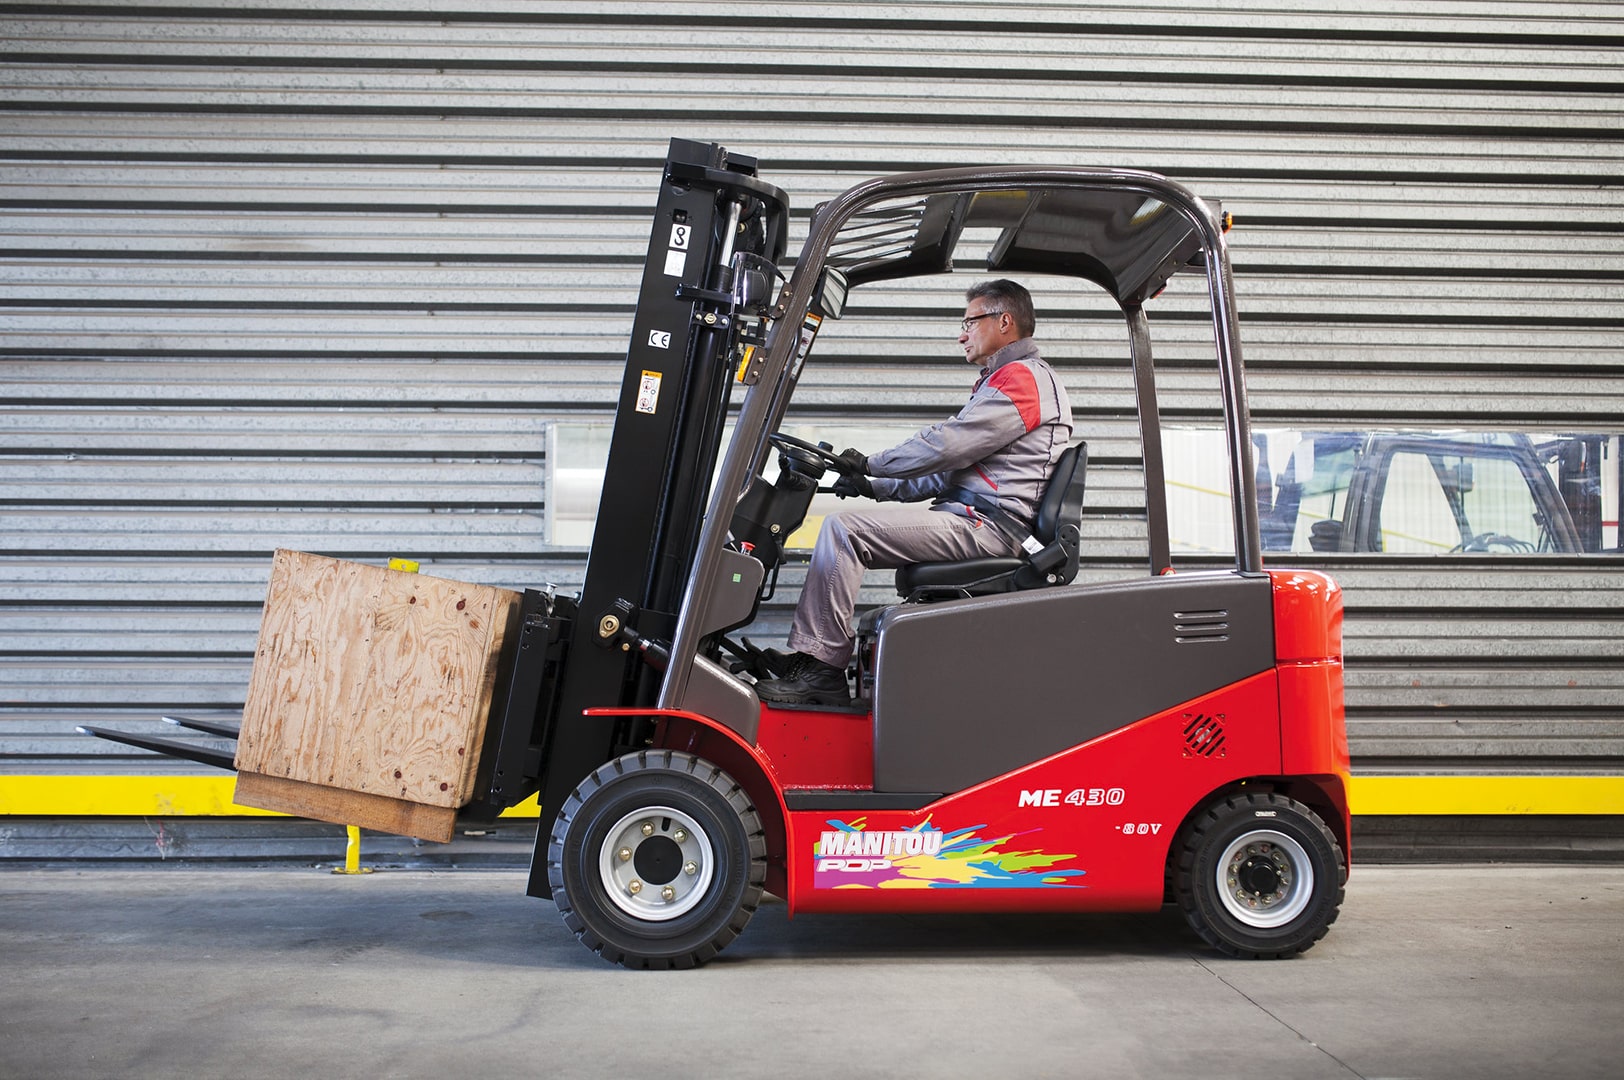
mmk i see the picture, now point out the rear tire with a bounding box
[1174,791,1344,959]
[547,749,766,969]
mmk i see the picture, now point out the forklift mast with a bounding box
[471,140,787,831]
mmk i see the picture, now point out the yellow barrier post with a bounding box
[331,824,373,875]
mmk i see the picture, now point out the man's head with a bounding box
[959,279,1034,367]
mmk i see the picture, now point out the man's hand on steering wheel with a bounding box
[830,448,872,498]
[832,447,868,476]
[832,473,873,499]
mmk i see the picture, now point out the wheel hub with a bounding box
[633,835,683,885]
[1214,828,1314,929]
[598,806,715,922]
[1236,854,1284,898]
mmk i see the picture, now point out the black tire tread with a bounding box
[1174,790,1345,960]
[547,749,767,970]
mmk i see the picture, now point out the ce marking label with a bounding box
[648,330,671,349]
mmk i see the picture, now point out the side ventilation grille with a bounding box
[1174,608,1229,644]
[1183,713,1227,758]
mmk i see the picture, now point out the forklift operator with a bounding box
[755,279,1074,706]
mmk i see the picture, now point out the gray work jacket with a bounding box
[866,337,1073,531]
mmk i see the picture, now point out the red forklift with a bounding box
[96,140,1351,968]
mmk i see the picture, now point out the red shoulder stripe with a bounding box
[987,363,1042,431]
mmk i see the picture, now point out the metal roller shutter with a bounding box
[2,0,1620,856]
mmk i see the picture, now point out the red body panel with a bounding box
[786,670,1283,913]
[755,702,873,789]
[1266,569,1353,863]
[614,569,1350,917]
[1269,570,1350,774]
[1269,569,1343,663]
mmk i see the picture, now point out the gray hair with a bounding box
[965,279,1035,337]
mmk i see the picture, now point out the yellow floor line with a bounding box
[0,775,542,818]
[1348,775,1624,816]
[3,775,1622,817]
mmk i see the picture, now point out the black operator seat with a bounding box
[894,441,1088,601]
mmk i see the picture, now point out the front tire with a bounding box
[1174,791,1345,959]
[547,749,766,969]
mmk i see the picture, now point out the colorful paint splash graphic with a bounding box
[814,818,1087,889]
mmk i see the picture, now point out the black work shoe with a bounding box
[741,637,796,679]
[754,652,851,707]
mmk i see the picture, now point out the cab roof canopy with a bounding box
[825,185,1218,308]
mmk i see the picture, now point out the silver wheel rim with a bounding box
[1215,828,1314,929]
[597,805,715,923]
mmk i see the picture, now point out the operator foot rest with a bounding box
[759,698,870,716]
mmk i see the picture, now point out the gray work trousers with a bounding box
[786,504,1018,668]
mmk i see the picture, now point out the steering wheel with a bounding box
[767,431,861,475]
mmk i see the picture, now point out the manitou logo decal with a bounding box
[816,829,944,873]
[812,822,1089,890]
[1018,787,1126,808]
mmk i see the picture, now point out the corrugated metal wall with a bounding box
[3,1,1622,848]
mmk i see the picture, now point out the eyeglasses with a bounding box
[961,311,1004,333]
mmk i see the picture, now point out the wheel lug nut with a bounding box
[684,861,698,875]
[640,822,654,836]
[628,880,642,895]
[673,829,687,842]
[661,886,675,902]
[618,847,632,862]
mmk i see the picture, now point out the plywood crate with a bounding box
[234,549,521,843]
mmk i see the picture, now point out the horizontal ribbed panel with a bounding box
[2,0,1621,805]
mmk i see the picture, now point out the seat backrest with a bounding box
[1013,440,1088,588]
[1032,441,1088,545]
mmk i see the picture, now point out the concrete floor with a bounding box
[1,865,1621,1080]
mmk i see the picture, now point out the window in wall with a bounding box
[1167,428,1621,556]
[547,421,613,546]
[1164,425,1236,557]
[556,423,1622,558]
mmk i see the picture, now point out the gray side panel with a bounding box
[871,572,1274,793]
